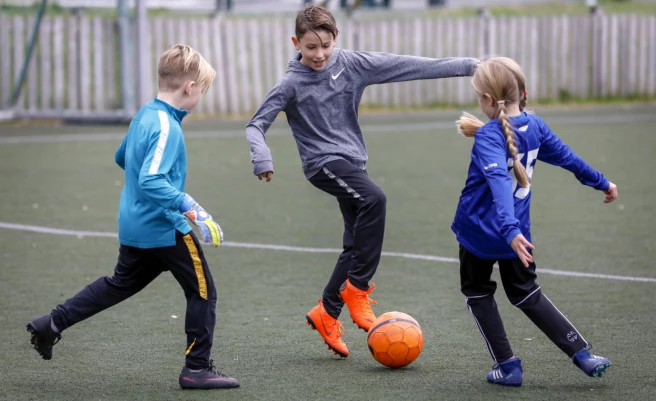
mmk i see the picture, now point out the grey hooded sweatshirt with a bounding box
[246,48,478,179]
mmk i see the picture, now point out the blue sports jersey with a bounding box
[114,98,192,248]
[452,112,610,259]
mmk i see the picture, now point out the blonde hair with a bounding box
[495,57,528,112]
[456,57,530,188]
[157,44,216,94]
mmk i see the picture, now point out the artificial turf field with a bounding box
[1,105,655,401]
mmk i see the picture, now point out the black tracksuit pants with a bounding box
[50,231,216,369]
[460,245,588,362]
[309,159,386,319]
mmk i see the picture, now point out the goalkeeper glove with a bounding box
[179,193,224,247]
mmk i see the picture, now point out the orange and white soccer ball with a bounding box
[367,311,424,368]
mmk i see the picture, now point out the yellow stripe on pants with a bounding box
[183,234,208,300]
[185,338,196,356]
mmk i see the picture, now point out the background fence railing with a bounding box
[1,12,655,118]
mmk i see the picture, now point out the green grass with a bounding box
[0,106,655,400]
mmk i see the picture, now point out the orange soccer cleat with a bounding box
[339,279,377,332]
[305,300,349,357]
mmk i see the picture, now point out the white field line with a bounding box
[1,221,654,283]
[2,113,656,145]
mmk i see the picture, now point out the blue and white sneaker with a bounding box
[487,357,523,387]
[572,346,611,378]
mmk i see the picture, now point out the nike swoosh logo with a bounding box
[331,68,345,80]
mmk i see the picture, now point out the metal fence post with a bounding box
[117,0,135,115]
[136,0,152,107]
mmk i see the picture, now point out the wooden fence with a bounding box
[1,12,655,118]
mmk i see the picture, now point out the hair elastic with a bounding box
[497,100,505,105]
[512,156,519,161]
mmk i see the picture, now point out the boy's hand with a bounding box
[603,182,618,203]
[257,171,273,182]
[180,194,224,247]
[509,234,535,268]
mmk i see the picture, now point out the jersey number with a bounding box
[507,148,539,199]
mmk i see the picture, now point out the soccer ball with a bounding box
[367,311,424,368]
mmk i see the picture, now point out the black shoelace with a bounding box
[207,359,230,378]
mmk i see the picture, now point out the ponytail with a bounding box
[498,101,529,188]
[456,112,485,138]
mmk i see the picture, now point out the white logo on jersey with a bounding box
[331,68,345,80]
[484,163,498,170]
[518,125,528,132]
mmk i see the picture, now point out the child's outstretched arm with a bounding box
[536,117,618,203]
[245,82,290,183]
[474,129,535,267]
[138,123,185,211]
[347,51,478,86]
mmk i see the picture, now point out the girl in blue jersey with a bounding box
[452,57,618,387]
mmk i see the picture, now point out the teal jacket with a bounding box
[115,98,192,248]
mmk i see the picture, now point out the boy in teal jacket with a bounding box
[27,45,239,390]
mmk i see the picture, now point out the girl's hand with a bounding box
[603,182,618,203]
[257,171,273,182]
[510,234,535,268]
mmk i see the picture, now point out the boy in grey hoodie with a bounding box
[245,5,478,358]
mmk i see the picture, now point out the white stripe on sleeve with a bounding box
[148,110,171,175]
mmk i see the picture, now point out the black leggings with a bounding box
[460,245,588,362]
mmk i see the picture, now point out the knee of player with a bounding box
[366,188,387,208]
[463,292,494,303]
[508,286,541,308]
[107,275,132,288]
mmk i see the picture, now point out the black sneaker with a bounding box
[179,360,240,389]
[26,314,62,360]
